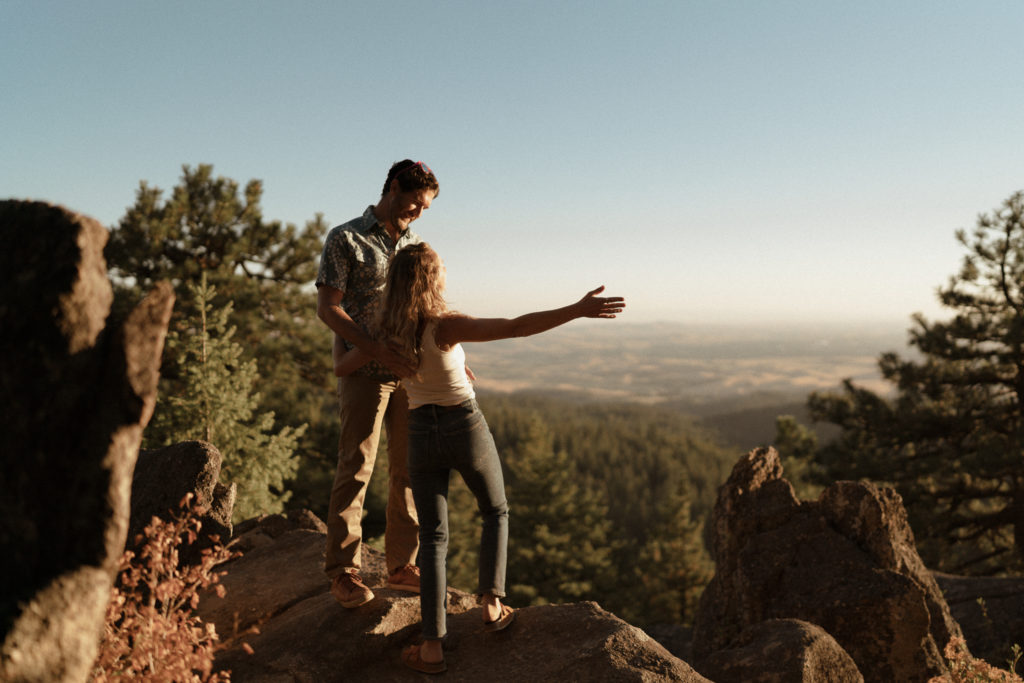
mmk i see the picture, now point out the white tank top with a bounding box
[404,319,476,409]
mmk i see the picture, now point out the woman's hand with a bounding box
[575,286,626,318]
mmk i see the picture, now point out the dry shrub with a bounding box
[929,637,1023,683]
[91,494,238,682]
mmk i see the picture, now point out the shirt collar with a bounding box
[361,205,411,239]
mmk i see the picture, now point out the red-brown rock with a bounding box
[693,447,962,682]
[0,201,173,682]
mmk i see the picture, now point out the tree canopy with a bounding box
[441,393,728,626]
[798,190,1024,574]
[148,273,303,521]
[106,164,334,517]
[107,164,324,294]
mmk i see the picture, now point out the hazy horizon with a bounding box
[456,317,913,410]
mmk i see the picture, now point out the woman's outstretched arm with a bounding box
[437,286,625,347]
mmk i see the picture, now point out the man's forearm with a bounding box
[315,286,380,354]
[319,304,379,353]
[316,286,415,376]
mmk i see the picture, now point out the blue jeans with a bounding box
[408,399,509,640]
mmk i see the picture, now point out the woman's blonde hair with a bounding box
[376,242,448,366]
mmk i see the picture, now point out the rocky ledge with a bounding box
[197,512,709,682]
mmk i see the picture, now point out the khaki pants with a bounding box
[324,375,419,578]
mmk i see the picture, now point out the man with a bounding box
[315,160,439,607]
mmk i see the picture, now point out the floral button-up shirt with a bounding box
[315,206,422,380]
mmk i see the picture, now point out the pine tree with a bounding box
[772,415,825,501]
[149,272,305,521]
[504,417,617,606]
[624,485,712,626]
[105,164,335,516]
[806,190,1024,574]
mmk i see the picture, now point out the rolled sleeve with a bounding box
[316,229,350,294]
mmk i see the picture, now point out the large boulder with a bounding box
[129,440,236,553]
[197,514,710,682]
[698,618,863,683]
[693,447,963,682]
[0,201,174,682]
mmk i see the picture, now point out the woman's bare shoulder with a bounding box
[435,313,471,348]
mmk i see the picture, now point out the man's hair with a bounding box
[376,242,448,367]
[382,159,440,197]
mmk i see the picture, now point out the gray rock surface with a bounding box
[0,200,173,682]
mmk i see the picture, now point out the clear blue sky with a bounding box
[4,1,1023,327]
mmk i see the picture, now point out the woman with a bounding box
[335,242,625,674]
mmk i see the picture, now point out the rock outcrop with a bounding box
[692,446,963,682]
[197,514,711,682]
[130,440,236,555]
[698,618,863,683]
[0,201,174,682]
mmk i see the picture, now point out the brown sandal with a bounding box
[402,643,447,674]
[483,603,516,632]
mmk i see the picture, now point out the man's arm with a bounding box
[316,284,377,350]
[334,344,372,377]
[316,285,415,377]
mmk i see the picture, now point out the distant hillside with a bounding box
[466,320,904,401]
[696,399,840,452]
[465,321,901,450]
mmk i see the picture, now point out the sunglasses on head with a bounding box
[397,161,433,177]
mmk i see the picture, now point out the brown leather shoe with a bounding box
[387,564,421,593]
[331,572,374,608]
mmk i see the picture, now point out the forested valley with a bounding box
[105,165,1024,633]
[366,393,731,626]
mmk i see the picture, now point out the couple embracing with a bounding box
[315,160,625,674]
